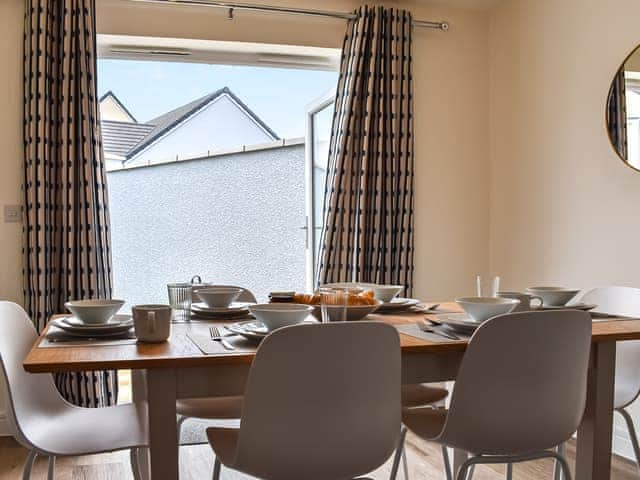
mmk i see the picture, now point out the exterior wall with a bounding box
[100,95,136,122]
[488,0,640,459]
[107,144,305,306]
[128,94,275,166]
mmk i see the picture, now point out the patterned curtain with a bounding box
[318,5,415,295]
[23,0,118,407]
[608,68,628,159]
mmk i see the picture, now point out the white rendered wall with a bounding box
[100,95,135,122]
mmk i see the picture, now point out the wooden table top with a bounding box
[23,303,640,373]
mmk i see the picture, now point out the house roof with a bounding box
[125,87,279,160]
[101,120,155,158]
[99,90,138,123]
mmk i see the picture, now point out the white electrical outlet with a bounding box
[4,205,22,223]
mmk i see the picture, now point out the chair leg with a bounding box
[456,458,479,480]
[553,443,566,480]
[550,451,573,480]
[617,408,640,474]
[505,463,513,479]
[22,450,37,480]
[212,457,221,480]
[389,426,408,480]
[130,448,143,480]
[441,446,453,480]
[47,456,55,480]
[465,464,475,480]
[401,443,409,480]
[177,415,187,446]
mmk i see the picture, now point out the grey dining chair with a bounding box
[394,310,592,480]
[0,301,148,480]
[206,321,402,480]
[553,286,640,479]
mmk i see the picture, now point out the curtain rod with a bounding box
[127,0,450,31]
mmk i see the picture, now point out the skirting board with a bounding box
[614,425,635,462]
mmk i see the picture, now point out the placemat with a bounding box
[39,326,138,348]
[187,332,259,355]
[396,323,469,343]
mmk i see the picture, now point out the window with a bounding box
[97,39,339,306]
[626,77,640,169]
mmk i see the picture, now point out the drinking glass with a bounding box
[319,287,349,322]
[167,282,192,322]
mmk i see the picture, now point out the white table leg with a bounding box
[146,369,179,480]
[575,341,616,480]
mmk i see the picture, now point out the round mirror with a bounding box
[607,44,640,171]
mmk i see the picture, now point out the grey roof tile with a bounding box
[101,120,155,158]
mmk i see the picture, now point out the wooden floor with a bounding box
[0,433,637,480]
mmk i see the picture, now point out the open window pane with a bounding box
[98,58,338,305]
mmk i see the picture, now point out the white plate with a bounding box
[433,313,482,333]
[227,320,269,340]
[192,302,253,313]
[61,314,132,328]
[377,298,421,312]
[190,310,253,320]
[540,303,597,311]
[52,318,133,336]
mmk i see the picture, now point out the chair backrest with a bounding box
[232,322,401,480]
[0,302,68,450]
[191,285,257,303]
[580,286,640,408]
[438,310,592,455]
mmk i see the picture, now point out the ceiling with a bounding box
[411,0,504,10]
[97,35,342,71]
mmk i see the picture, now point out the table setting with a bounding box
[37,273,615,352]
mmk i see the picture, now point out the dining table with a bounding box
[22,302,640,480]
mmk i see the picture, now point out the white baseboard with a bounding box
[0,411,10,437]
[613,426,635,461]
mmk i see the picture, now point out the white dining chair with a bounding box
[177,285,257,443]
[179,281,448,455]
[0,301,148,480]
[206,321,402,480]
[394,310,592,480]
[552,286,640,479]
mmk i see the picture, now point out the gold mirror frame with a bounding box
[606,43,640,172]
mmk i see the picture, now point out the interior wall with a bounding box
[0,0,25,305]
[488,0,640,458]
[0,0,490,305]
[97,0,491,301]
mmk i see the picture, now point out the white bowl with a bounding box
[455,297,520,323]
[312,301,382,322]
[526,287,580,307]
[197,287,242,308]
[64,299,125,325]
[249,303,314,331]
[370,284,404,302]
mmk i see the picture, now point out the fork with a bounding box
[416,319,461,340]
[209,326,235,350]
